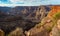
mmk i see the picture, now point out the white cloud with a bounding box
[0,4,41,7]
[0,0,41,7]
[9,0,40,4]
[0,0,60,7]
[10,0,24,3]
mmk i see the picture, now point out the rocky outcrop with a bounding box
[0,6,50,36]
[8,28,25,36]
[50,20,60,36]
[0,29,5,36]
[25,17,53,36]
[0,6,50,22]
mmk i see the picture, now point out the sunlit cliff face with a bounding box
[57,19,60,29]
[47,6,60,18]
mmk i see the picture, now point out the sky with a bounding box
[0,0,60,7]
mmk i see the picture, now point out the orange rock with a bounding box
[48,6,60,18]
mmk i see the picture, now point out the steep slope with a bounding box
[48,5,60,18]
[0,6,50,22]
[0,6,50,36]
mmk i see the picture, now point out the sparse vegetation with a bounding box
[53,12,60,20]
[1,5,60,36]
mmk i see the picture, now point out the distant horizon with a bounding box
[0,0,60,7]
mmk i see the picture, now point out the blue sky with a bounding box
[0,0,60,7]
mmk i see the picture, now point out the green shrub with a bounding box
[53,12,60,20]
